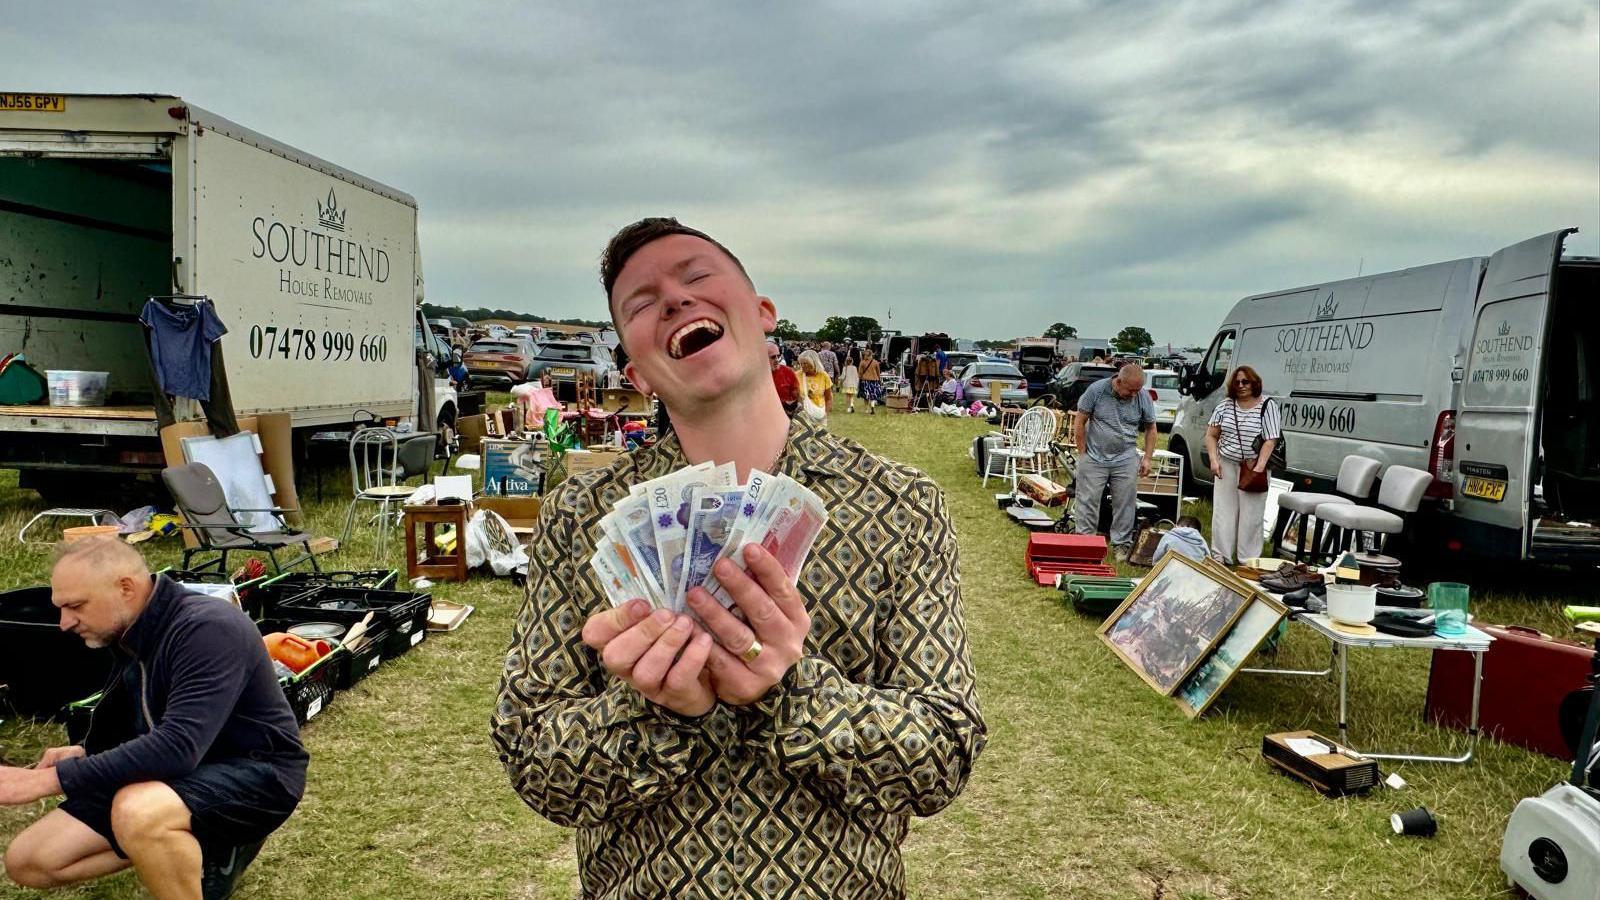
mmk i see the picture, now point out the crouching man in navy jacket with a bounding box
[2,537,307,899]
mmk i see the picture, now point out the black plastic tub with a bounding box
[280,648,343,726]
[243,570,398,622]
[0,587,115,719]
[331,628,389,690]
[273,587,431,660]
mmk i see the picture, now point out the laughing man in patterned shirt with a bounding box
[492,218,985,899]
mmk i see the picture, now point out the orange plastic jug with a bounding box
[263,633,329,674]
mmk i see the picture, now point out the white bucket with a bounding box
[1326,583,1377,625]
[46,370,110,407]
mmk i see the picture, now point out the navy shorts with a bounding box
[60,758,300,859]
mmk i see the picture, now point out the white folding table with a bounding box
[1245,613,1493,764]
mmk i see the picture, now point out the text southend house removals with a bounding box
[250,191,388,306]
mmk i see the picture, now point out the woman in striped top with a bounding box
[1205,365,1282,564]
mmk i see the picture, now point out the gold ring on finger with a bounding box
[740,639,763,663]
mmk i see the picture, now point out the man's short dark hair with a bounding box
[1176,516,1202,530]
[600,217,750,301]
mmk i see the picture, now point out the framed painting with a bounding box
[1174,593,1290,718]
[1097,552,1255,696]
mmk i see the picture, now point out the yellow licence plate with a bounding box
[551,367,576,377]
[1462,476,1507,502]
[0,93,66,112]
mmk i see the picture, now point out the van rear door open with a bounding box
[1454,229,1573,558]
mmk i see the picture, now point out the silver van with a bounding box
[1171,229,1598,564]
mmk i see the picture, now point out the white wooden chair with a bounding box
[983,406,1055,494]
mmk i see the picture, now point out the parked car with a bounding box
[429,318,470,352]
[483,323,512,339]
[943,351,983,375]
[959,361,1029,405]
[463,337,538,386]
[527,340,615,401]
[1014,339,1058,397]
[1146,368,1182,429]
[1046,362,1118,411]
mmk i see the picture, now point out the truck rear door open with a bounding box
[1454,229,1572,559]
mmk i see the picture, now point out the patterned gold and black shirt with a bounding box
[492,416,985,899]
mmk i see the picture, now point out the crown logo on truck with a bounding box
[1497,321,1511,336]
[317,189,347,232]
[1314,291,1339,320]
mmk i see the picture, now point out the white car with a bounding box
[1146,368,1182,429]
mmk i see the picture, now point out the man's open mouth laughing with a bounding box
[668,318,725,360]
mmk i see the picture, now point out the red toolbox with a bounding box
[1025,534,1111,585]
[1424,624,1593,760]
[1032,563,1119,586]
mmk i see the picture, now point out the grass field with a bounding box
[0,405,1582,899]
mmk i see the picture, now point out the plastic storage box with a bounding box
[242,569,398,621]
[273,587,431,659]
[45,370,109,407]
[0,587,115,718]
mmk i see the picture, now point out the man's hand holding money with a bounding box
[688,544,810,706]
[582,599,717,718]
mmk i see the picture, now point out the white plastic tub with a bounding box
[1326,583,1377,625]
[46,370,109,407]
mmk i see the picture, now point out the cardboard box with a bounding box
[563,447,626,476]
[482,438,543,496]
[474,496,543,536]
[598,387,652,415]
[885,395,912,411]
[161,413,301,548]
[457,413,490,455]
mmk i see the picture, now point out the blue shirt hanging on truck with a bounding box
[139,297,228,402]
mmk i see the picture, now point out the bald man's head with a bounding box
[51,537,152,649]
[1112,363,1146,399]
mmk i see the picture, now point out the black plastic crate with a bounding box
[0,587,115,719]
[276,645,343,727]
[242,570,398,622]
[332,629,390,690]
[256,618,386,685]
[63,692,103,745]
[274,587,431,660]
[159,568,271,618]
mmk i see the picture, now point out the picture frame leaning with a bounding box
[1097,552,1256,696]
[1174,592,1290,718]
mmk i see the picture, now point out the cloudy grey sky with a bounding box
[8,0,1597,345]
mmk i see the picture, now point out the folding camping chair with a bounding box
[162,462,320,576]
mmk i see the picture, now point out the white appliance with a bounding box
[1500,783,1600,900]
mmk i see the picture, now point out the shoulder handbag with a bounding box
[1229,400,1271,493]
[1256,397,1287,470]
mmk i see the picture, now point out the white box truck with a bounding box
[0,93,461,500]
[1170,229,1599,564]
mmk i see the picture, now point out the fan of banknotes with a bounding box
[590,462,828,613]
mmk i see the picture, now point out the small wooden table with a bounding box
[404,503,469,582]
